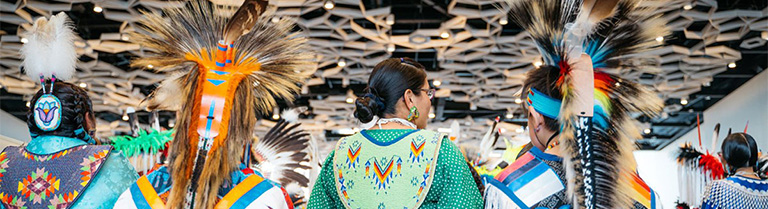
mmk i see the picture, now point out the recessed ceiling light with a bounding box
[386,14,395,25]
[324,1,334,9]
[533,61,543,68]
[499,17,508,25]
[728,62,736,68]
[387,43,395,52]
[440,31,450,39]
[683,4,693,10]
[432,80,442,87]
[93,6,103,13]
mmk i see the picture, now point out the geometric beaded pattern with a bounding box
[332,130,443,209]
[0,145,112,209]
[21,146,83,162]
[0,152,8,182]
[78,150,110,187]
[701,176,768,209]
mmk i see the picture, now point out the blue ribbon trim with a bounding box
[528,88,562,119]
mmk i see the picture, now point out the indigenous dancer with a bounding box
[308,58,483,208]
[0,13,138,209]
[701,133,768,209]
[112,0,314,208]
[485,0,668,208]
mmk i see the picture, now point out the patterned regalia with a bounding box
[0,12,138,209]
[308,128,484,208]
[112,0,314,208]
[485,0,669,208]
[700,175,768,209]
[331,130,443,208]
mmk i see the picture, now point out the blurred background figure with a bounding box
[700,133,767,209]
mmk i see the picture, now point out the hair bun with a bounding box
[354,94,383,123]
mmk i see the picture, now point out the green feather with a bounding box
[108,129,175,157]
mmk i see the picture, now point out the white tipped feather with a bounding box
[21,12,78,81]
[449,120,461,143]
[281,107,308,123]
[143,72,186,111]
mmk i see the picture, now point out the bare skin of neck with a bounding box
[735,167,761,179]
[536,129,561,156]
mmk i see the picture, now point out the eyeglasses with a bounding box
[419,88,435,99]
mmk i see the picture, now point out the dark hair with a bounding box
[721,132,758,172]
[354,57,427,123]
[521,65,563,131]
[26,81,94,140]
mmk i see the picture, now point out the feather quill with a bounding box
[224,0,269,43]
[710,123,720,152]
[566,0,621,60]
[479,117,500,163]
[21,12,78,81]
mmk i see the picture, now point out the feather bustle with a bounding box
[253,119,311,198]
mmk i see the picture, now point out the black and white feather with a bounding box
[252,119,311,197]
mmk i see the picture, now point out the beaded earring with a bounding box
[407,106,419,121]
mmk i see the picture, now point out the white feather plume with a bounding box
[280,107,308,123]
[20,12,78,81]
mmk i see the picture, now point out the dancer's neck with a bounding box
[735,167,760,180]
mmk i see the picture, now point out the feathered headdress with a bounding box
[675,121,724,207]
[21,12,79,132]
[131,0,314,208]
[504,0,667,208]
[251,119,311,206]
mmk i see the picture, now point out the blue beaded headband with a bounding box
[527,87,562,119]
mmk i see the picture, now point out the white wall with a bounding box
[635,70,768,208]
[0,109,30,142]
[0,109,30,149]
